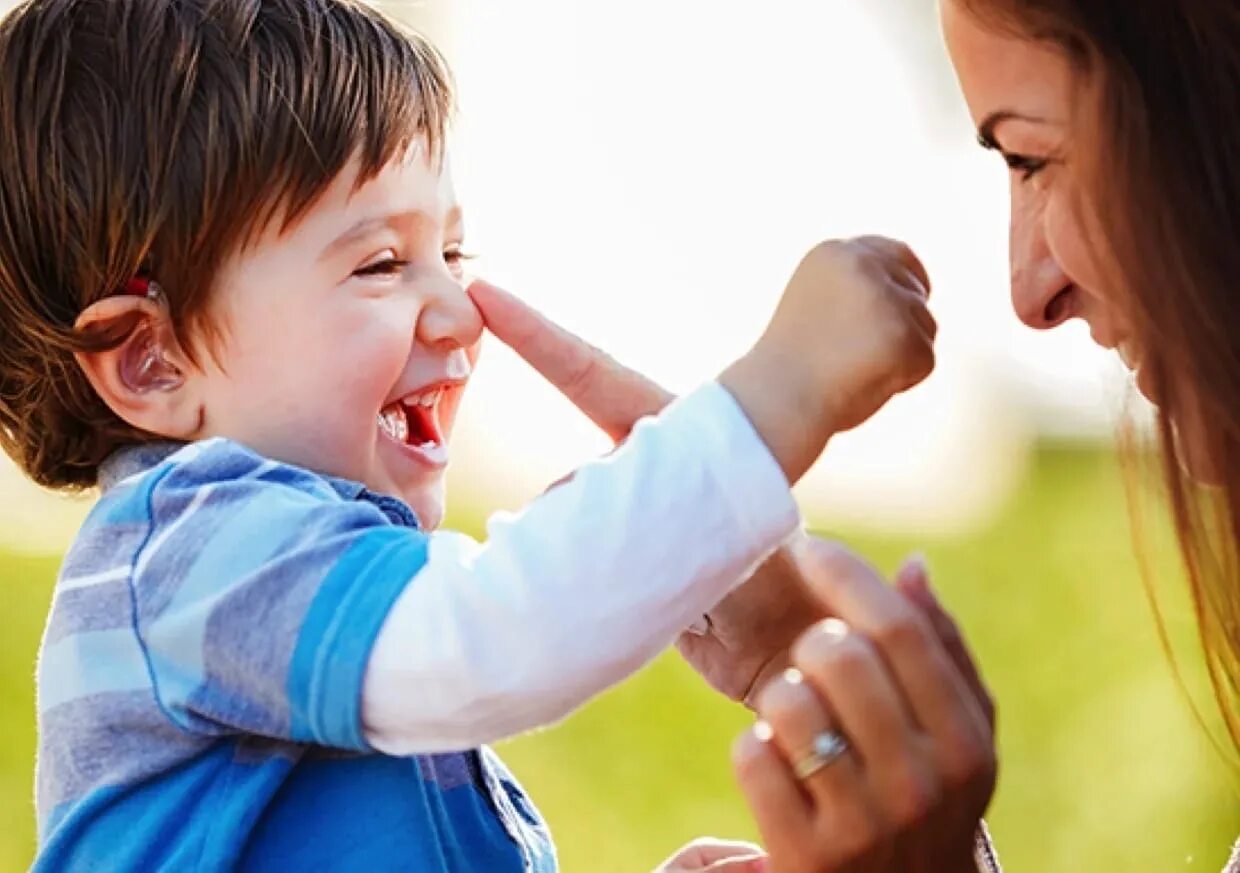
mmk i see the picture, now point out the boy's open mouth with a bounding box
[377,386,449,468]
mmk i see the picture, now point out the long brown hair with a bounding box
[0,0,454,489]
[958,0,1240,751]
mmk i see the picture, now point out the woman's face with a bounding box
[940,1,1156,401]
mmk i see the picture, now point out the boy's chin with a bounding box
[403,486,446,532]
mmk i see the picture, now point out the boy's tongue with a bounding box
[378,396,445,451]
[406,400,442,447]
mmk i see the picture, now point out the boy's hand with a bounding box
[471,280,829,704]
[676,539,827,706]
[656,838,768,872]
[467,279,673,443]
[720,237,937,485]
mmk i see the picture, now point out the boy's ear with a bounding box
[74,296,202,440]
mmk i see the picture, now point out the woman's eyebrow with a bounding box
[976,110,1054,150]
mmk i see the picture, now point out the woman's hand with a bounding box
[470,279,828,704]
[732,540,997,873]
[656,838,769,873]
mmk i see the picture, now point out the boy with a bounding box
[0,0,935,869]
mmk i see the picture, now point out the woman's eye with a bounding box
[1004,153,1049,182]
[354,256,408,278]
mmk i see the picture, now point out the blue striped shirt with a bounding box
[35,438,555,871]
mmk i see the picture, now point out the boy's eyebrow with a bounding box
[321,206,464,259]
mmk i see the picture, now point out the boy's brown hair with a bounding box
[0,0,454,489]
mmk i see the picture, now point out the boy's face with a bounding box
[193,146,479,530]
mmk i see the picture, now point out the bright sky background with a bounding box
[0,0,1141,552]
[412,0,1138,530]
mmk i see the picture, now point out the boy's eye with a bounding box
[443,246,478,273]
[354,254,408,278]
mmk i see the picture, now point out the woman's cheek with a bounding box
[1043,187,1106,300]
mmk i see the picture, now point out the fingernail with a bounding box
[908,550,929,575]
[896,552,932,595]
[753,720,774,743]
[781,667,804,686]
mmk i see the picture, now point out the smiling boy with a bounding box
[0,1,936,869]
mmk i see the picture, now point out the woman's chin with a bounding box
[1134,365,1160,408]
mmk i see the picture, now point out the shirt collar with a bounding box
[96,440,419,528]
[97,441,184,492]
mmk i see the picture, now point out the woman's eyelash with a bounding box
[444,249,478,263]
[1003,153,1048,181]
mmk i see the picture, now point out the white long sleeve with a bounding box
[362,381,800,754]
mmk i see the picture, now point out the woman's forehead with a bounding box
[941,0,1075,128]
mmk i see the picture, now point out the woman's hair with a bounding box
[0,0,454,489]
[958,0,1240,751]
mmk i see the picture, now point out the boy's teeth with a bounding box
[378,405,409,442]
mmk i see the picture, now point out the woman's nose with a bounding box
[1009,205,1075,330]
[417,274,484,352]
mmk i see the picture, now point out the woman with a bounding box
[470,1,1240,869]
[729,3,1240,869]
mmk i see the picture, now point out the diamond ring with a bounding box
[793,730,850,780]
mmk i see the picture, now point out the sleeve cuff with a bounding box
[289,529,428,750]
[666,381,802,566]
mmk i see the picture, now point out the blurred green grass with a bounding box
[2,445,1237,871]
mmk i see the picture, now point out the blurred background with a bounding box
[1,0,1237,870]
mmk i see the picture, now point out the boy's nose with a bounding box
[417,275,484,351]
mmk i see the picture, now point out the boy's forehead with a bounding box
[270,148,460,249]
[341,148,459,220]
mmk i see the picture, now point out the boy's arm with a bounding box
[129,236,934,755]
[366,237,938,753]
[123,415,788,755]
[362,380,800,754]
